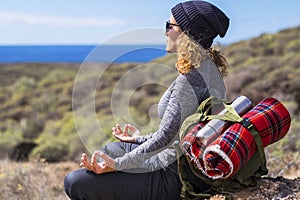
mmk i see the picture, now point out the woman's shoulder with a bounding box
[175,67,205,85]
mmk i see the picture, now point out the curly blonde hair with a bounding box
[175,33,228,76]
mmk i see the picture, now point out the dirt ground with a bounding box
[0,159,299,200]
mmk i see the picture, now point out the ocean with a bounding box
[0,45,167,63]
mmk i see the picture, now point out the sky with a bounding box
[0,0,300,45]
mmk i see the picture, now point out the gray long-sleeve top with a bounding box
[114,58,225,171]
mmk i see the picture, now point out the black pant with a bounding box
[64,142,182,200]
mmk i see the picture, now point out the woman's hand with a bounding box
[112,124,140,143]
[80,151,115,174]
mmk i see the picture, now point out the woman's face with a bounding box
[165,15,182,53]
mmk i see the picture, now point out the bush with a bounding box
[11,77,35,94]
[29,140,69,162]
[21,113,45,139]
[38,69,75,87]
[266,134,299,177]
[0,120,23,159]
[31,92,59,113]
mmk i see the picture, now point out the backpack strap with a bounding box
[240,119,267,173]
[197,96,244,123]
[179,112,202,140]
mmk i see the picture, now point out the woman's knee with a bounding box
[64,170,78,189]
[100,142,125,158]
[64,169,117,200]
[64,169,87,199]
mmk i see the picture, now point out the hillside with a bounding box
[224,26,300,177]
[224,26,300,105]
[0,26,300,199]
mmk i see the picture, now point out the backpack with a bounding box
[177,96,291,199]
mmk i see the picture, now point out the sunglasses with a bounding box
[165,20,180,33]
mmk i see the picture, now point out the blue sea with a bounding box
[0,45,167,63]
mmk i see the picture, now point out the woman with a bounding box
[64,1,230,199]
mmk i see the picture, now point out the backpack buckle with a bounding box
[240,118,252,129]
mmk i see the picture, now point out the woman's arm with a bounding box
[114,72,209,170]
[135,133,154,144]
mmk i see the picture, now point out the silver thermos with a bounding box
[196,96,253,147]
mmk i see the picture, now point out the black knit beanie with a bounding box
[171,0,229,49]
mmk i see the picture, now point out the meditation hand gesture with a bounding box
[112,124,140,143]
[80,151,115,174]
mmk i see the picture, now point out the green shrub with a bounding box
[31,92,59,113]
[21,114,45,139]
[35,117,85,161]
[29,140,69,162]
[11,77,35,94]
[38,69,75,87]
[0,119,23,157]
[286,38,300,53]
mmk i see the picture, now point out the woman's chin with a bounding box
[165,47,176,53]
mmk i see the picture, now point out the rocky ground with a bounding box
[229,176,300,200]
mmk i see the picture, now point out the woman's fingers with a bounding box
[112,124,138,141]
[112,124,123,135]
[112,127,117,135]
[91,151,100,165]
[116,124,122,134]
[98,151,115,169]
[127,124,140,135]
[79,151,115,174]
[124,124,129,134]
[125,124,139,135]
[127,124,136,132]
[80,153,88,166]
[80,153,94,170]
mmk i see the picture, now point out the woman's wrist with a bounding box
[132,137,137,143]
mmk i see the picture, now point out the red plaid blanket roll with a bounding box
[180,96,253,170]
[180,122,207,164]
[199,97,291,179]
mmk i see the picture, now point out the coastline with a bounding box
[0,44,167,63]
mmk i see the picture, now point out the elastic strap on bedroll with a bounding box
[178,97,268,199]
[197,96,242,123]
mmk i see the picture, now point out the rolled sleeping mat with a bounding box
[199,97,291,179]
[180,96,253,169]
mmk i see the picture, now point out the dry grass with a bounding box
[1,157,299,200]
[0,159,78,200]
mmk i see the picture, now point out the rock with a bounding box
[215,176,300,200]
